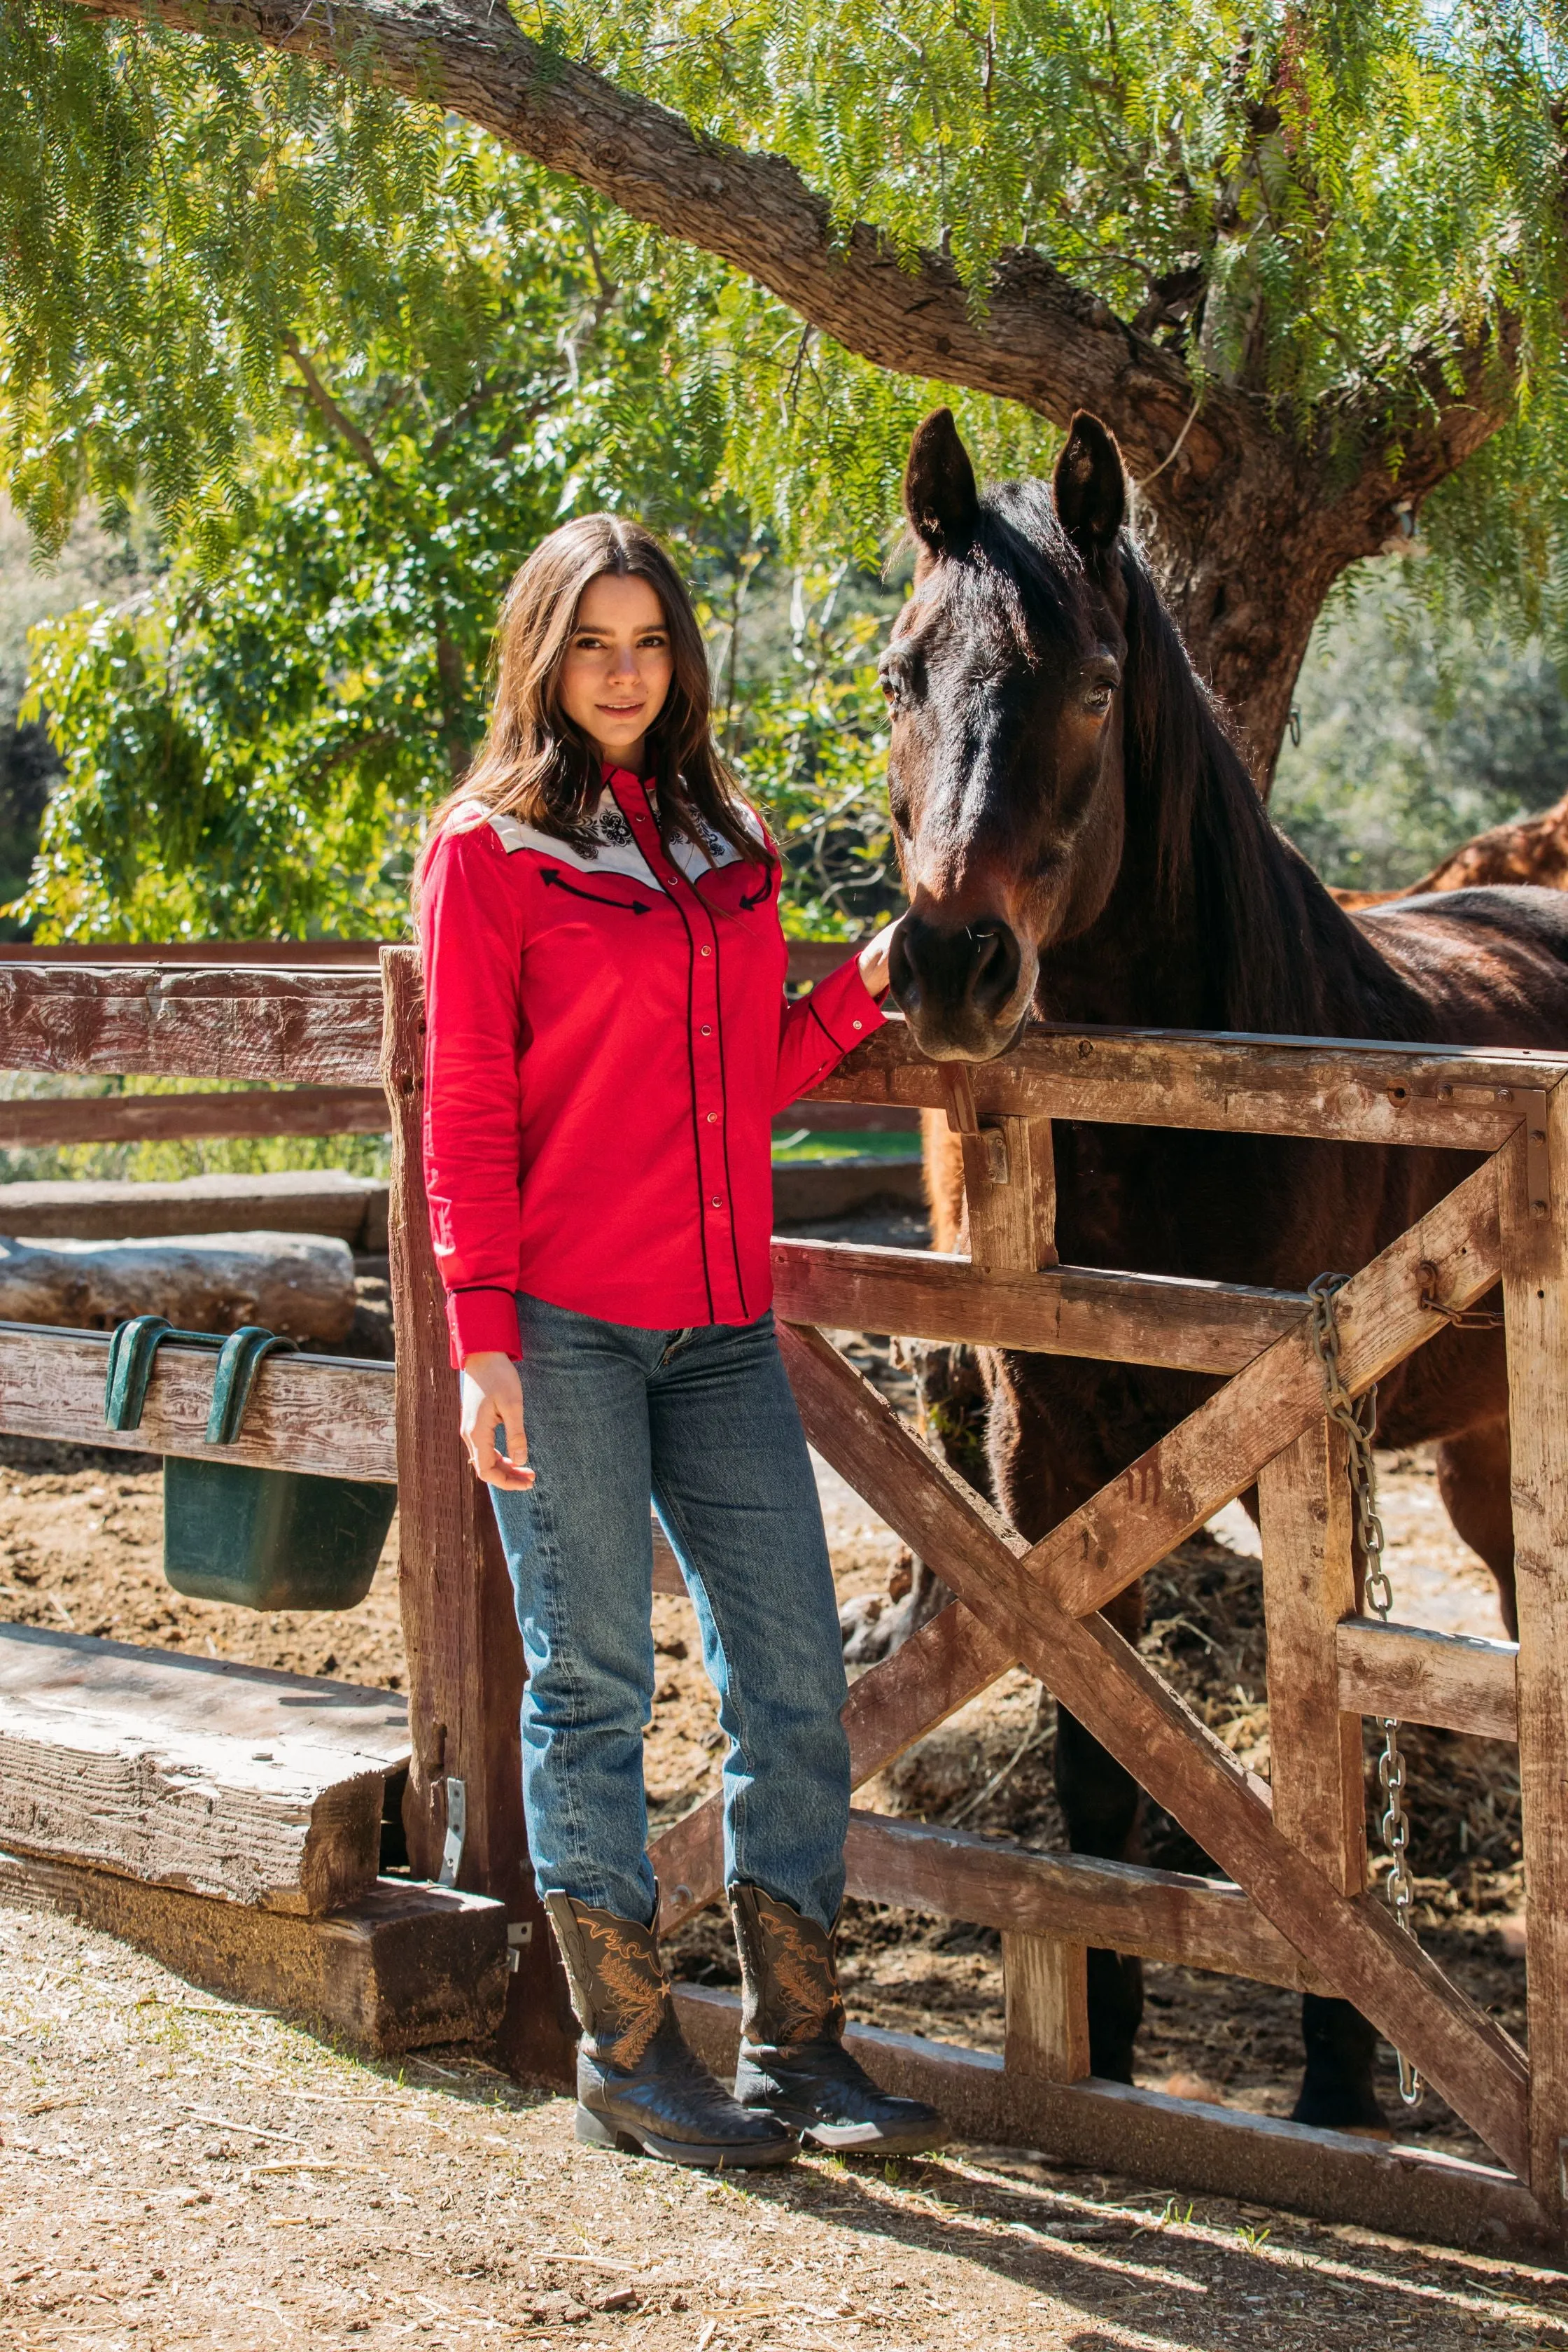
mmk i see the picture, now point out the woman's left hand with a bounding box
[857,918,900,1000]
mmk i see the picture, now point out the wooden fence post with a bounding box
[1499,1094,1568,2232]
[952,1097,1088,2070]
[1257,1418,1366,1896]
[380,947,574,2084]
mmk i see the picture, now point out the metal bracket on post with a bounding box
[1433,1079,1553,1218]
[506,1920,533,1975]
[437,1775,466,1889]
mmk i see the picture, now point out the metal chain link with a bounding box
[1306,1273,1424,2109]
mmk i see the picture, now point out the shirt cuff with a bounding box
[804,952,889,1054]
[446,1287,522,1370]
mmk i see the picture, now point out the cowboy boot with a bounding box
[729,1884,950,2153]
[545,1893,797,2169]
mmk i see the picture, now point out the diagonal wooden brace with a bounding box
[654,1597,1016,1934]
[776,1318,1531,2183]
[1026,1154,1502,1618]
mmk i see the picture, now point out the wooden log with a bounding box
[777,1321,1532,2182]
[654,1601,1016,1932]
[1023,1155,1502,1621]
[0,1229,357,1345]
[809,1015,1568,1153]
[1336,1620,1518,1742]
[843,1809,1331,1993]
[0,964,385,1085]
[0,1322,393,1478]
[1500,1100,1568,2230]
[0,942,390,967]
[380,946,573,2085]
[0,1851,508,2055]
[673,1987,1554,2258]
[0,1086,391,1147]
[0,1622,410,1915]
[771,1240,1304,1374]
[0,1170,383,1247]
[1258,1420,1366,1897]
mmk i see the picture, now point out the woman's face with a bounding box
[556,572,674,776]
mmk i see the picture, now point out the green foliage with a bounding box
[5,3,1568,640]
[1272,566,1568,892]
[15,162,737,939]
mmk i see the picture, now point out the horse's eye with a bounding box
[879,672,899,707]
[1084,682,1114,715]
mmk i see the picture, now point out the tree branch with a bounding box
[281,332,383,472]
[66,0,1233,501]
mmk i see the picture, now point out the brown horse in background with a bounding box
[878,405,1568,2130]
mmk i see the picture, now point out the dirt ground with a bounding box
[5,1903,1568,2352]
[0,1196,1543,2337]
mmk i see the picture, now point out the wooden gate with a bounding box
[0,952,1563,2253]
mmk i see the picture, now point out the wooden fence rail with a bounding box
[0,949,1562,2253]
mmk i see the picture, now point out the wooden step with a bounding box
[0,1851,506,2054]
[0,1625,408,1914]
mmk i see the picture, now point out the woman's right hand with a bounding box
[459,1351,536,1490]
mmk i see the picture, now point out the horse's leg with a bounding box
[1054,1579,1147,2081]
[1434,1418,1517,1637]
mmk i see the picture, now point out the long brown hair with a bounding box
[421,514,767,881]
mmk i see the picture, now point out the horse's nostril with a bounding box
[966,923,1021,1016]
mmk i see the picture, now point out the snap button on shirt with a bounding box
[420,764,888,1363]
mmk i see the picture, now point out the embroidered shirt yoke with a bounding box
[419,764,887,1362]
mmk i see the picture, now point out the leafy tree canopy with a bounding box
[8,0,1566,659]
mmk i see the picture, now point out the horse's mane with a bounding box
[976,480,1428,1040]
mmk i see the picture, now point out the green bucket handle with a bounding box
[104,1316,300,1443]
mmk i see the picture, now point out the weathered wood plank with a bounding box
[380,947,573,2084]
[673,1987,1555,2258]
[0,965,385,1085]
[1021,1156,1501,1620]
[771,1240,1305,1374]
[1004,1933,1088,2081]
[808,1016,1568,1152]
[1258,1421,1366,1897]
[654,1601,1016,1932]
[0,1851,508,2055]
[0,1086,391,1147]
[0,1322,394,1479]
[1500,1100,1568,2229]
[778,1320,1532,2182]
[843,1809,1331,1993]
[0,1623,409,1760]
[1336,1619,1518,1742]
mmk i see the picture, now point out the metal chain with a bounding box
[1306,1273,1424,2109]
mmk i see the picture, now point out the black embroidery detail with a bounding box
[739,869,776,911]
[582,804,636,853]
[540,869,651,915]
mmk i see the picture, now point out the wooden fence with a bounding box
[0,949,1562,2251]
[0,942,915,1147]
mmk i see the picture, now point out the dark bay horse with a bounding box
[880,405,1568,2129]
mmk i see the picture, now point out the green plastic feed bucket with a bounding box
[104,1317,396,1613]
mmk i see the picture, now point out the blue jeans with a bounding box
[487,1293,851,1931]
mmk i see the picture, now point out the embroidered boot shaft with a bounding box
[545,1893,669,2071]
[543,1892,797,2171]
[729,1884,949,2155]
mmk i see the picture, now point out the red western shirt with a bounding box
[419,764,887,1364]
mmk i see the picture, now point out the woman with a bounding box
[418,513,946,2170]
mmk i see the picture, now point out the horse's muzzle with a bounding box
[888,913,1032,1061]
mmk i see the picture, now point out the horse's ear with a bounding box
[1053,412,1126,558]
[904,409,980,556]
